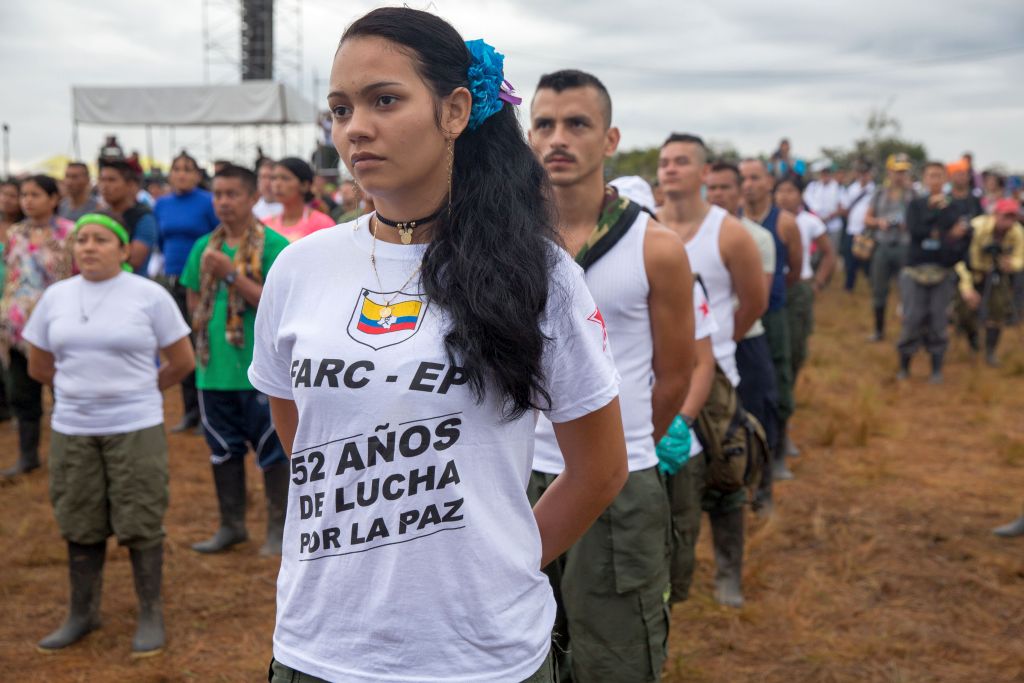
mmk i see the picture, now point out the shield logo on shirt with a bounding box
[346,288,429,350]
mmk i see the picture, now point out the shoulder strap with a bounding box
[871,188,883,214]
[576,199,643,272]
[121,203,151,238]
[850,188,870,209]
[694,273,709,300]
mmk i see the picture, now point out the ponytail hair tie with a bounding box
[465,39,522,131]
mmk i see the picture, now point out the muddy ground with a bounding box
[1,282,1022,682]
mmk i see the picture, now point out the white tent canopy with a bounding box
[72,81,317,126]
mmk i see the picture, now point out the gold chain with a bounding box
[369,215,422,322]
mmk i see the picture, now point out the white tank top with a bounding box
[684,205,740,386]
[533,210,656,474]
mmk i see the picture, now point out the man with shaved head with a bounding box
[657,134,766,609]
[528,69,696,681]
[740,158,803,476]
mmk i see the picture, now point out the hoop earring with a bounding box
[446,138,454,216]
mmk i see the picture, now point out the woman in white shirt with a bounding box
[250,8,628,683]
[24,212,194,657]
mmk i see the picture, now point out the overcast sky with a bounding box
[2,0,1023,175]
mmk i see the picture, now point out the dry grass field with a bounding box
[2,281,1023,682]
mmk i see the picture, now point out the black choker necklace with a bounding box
[375,207,444,244]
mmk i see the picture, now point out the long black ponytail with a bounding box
[341,8,558,420]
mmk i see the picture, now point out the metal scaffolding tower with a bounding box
[200,0,307,161]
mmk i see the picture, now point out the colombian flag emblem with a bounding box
[347,289,428,350]
[357,295,422,334]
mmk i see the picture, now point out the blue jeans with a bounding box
[198,389,286,470]
[841,232,870,291]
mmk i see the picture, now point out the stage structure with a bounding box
[71,81,317,165]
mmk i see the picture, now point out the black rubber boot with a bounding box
[129,544,165,657]
[259,462,290,557]
[37,541,106,652]
[710,509,745,608]
[772,425,794,482]
[967,328,980,352]
[896,353,911,380]
[170,410,200,434]
[0,373,11,422]
[2,418,41,479]
[192,458,248,553]
[929,353,944,384]
[993,516,1024,538]
[869,306,885,341]
[985,327,1002,367]
[771,454,794,482]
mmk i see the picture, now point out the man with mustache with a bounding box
[528,69,695,682]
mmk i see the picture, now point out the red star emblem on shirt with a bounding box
[699,300,710,318]
[587,308,608,351]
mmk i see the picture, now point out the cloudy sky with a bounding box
[2,0,1023,174]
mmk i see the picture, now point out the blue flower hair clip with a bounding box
[465,39,522,131]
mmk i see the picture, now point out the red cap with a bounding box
[995,198,1021,216]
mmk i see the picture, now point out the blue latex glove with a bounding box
[656,415,693,476]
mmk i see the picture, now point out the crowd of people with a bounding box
[2,6,1023,680]
[0,146,376,658]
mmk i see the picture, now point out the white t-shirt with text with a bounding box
[21,272,190,435]
[248,218,619,683]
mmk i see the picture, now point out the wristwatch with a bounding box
[223,272,237,285]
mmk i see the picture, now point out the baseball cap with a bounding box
[886,153,911,172]
[946,158,970,175]
[994,198,1021,216]
[609,175,657,213]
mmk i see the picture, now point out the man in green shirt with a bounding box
[181,165,291,555]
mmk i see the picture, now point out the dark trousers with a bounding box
[897,270,955,358]
[5,348,42,422]
[198,389,286,470]
[785,281,815,381]
[736,334,780,502]
[870,242,908,312]
[269,651,556,683]
[667,452,705,603]
[164,278,198,419]
[841,232,870,291]
[0,361,10,419]
[736,334,780,457]
[528,467,670,683]
[762,308,793,424]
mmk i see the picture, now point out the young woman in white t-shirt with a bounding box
[22,213,194,657]
[249,8,628,683]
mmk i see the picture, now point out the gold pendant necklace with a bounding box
[398,224,415,245]
[369,216,422,323]
[375,206,444,245]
